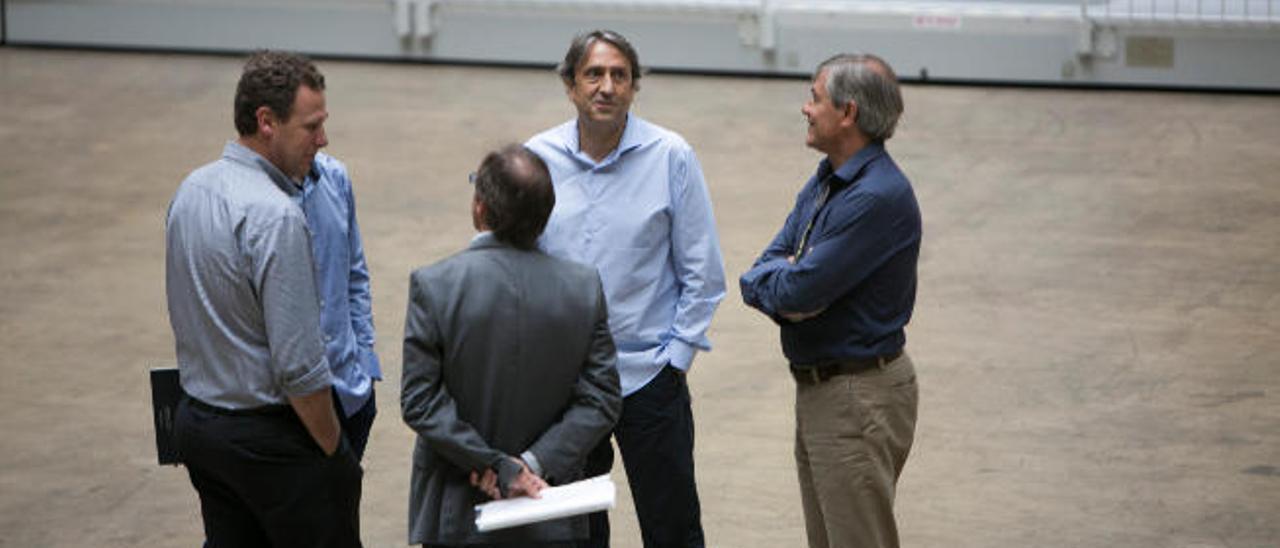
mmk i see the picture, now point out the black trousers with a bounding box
[339,387,378,461]
[177,397,363,548]
[579,366,704,548]
[424,542,575,547]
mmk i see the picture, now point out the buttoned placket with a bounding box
[584,169,597,251]
[794,177,833,261]
[576,149,612,257]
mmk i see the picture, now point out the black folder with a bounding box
[150,367,182,465]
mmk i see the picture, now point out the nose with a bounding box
[599,74,616,95]
[316,127,329,148]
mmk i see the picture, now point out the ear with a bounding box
[840,100,859,129]
[255,105,277,138]
[471,194,487,231]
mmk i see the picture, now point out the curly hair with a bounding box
[233,50,325,136]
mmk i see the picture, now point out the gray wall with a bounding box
[6,0,1280,90]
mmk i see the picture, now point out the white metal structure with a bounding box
[6,0,1280,90]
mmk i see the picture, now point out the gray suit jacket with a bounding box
[401,233,621,545]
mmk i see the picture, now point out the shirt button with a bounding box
[325,335,333,343]
[319,299,326,308]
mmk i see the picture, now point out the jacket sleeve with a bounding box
[401,271,506,472]
[525,277,622,483]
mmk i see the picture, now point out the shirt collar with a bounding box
[468,231,501,249]
[298,157,326,196]
[563,114,658,168]
[817,141,886,186]
[221,141,305,197]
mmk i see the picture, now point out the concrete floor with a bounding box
[1,47,1277,547]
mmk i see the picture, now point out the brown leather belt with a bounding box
[790,351,903,385]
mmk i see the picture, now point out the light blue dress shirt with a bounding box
[528,115,726,396]
[292,153,382,417]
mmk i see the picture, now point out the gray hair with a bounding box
[817,54,904,142]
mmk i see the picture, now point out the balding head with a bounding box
[472,145,556,250]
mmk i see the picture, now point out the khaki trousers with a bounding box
[794,353,918,548]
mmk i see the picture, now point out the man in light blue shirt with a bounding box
[292,153,382,460]
[526,30,726,548]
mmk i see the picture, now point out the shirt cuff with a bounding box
[739,258,790,315]
[359,345,383,381]
[662,338,698,372]
[494,456,523,498]
[281,355,334,397]
[520,450,543,478]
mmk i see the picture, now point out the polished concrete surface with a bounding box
[1,47,1277,547]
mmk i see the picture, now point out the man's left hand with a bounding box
[470,468,500,500]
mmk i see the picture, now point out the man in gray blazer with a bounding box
[401,144,622,547]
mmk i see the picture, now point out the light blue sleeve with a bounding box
[661,144,726,371]
[341,168,382,381]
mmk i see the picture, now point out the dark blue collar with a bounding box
[816,142,886,187]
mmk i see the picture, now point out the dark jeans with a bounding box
[177,397,363,548]
[579,366,704,548]
[339,387,378,461]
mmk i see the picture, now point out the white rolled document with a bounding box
[474,474,616,532]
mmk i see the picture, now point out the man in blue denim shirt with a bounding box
[292,151,382,460]
[741,54,922,548]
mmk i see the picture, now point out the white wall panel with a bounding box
[5,0,1280,90]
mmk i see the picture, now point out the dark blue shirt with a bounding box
[740,142,921,365]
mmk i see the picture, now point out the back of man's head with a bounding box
[233,50,325,136]
[473,145,556,250]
